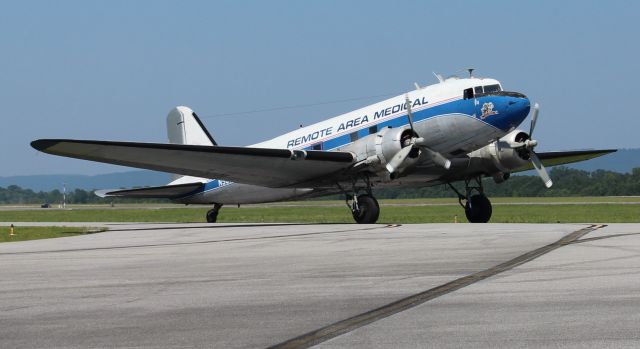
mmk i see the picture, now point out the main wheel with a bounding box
[352,195,380,224]
[464,194,492,223]
[206,209,218,223]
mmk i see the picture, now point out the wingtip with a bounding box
[31,139,58,151]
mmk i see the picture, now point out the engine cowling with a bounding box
[341,126,419,177]
[467,129,532,181]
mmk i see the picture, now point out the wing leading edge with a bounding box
[512,149,617,173]
[31,139,355,188]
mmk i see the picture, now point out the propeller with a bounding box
[530,152,553,188]
[386,95,451,174]
[520,103,553,188]
[529,102,539,137]
[385,145,415,173]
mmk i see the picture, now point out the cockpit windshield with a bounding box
[483,84,501,93]
[464,83,504,99]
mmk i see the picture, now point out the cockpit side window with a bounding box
[474,86,483,94]
[463,88,474,100]
[483,84,501,93]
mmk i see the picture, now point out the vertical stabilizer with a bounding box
[166,106,217,182]
[167,106,217,146]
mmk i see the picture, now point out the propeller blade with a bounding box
[405,95,415,133]
[421,147,451,169]
[529,103,539,137]
[529,151,553,188]
[385,145,414,173]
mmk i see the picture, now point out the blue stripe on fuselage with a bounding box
[179,179,231,199]
[306,95,529,151]
[180,95,529,198]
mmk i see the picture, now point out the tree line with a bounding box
[376,167,640,199]
[0,187,170,205]
[1,167,639,205]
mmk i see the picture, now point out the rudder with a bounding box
[166,106,217,146]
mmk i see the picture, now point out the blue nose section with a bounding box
[504,96,530,130]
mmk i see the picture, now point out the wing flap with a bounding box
[31,139,355,188]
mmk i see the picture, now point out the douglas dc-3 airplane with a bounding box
[32,71,615,223]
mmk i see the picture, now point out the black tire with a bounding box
[464,194,492,223]
[206,209,218,223]
[352,195,380,224]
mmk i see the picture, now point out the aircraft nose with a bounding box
[505,95,530,128]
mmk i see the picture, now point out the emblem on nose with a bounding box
[480,102,498,119]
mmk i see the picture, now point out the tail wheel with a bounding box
[206,209,218,223]
[465,194,492,223]
[352,195,380,224]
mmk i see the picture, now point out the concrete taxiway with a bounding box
[0,223,638,348]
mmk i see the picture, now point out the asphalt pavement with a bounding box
[0,223,638,348]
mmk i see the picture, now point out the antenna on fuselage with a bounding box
[466,68,475,78]
[433,72,444,83]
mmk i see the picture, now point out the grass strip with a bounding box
[0,203,637,223]
[0,226,102,243]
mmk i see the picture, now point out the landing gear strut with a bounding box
[448,177,493,223]
[340,175,380,224]
[206,203,223,223]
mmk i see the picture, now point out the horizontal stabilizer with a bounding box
[95,182,204,199]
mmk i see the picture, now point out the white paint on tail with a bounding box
[167,106,217,146]
[166,106,215,183]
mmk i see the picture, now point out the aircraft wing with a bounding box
[31,139,355,188]
[512,149,617,172]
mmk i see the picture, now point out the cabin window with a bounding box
[484,84,501,93]
[463,88,474,100]
[312,143,322,150]
[474,86,483,94]
[368,125,378,134]
[350,132,359,142]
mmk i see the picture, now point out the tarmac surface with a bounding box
[0,223,638,348]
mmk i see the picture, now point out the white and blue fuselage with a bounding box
[173,76,531,204]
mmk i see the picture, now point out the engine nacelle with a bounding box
[341,126,419,176]
[467,129,531,180]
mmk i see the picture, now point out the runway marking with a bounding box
[571,231,640,244]
[268,224,606,349]
[0,225,391,256]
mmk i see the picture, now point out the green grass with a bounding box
[0,226,101,243]
[4,196,640,210]
[0,200,638,223]
[1,197,635,243]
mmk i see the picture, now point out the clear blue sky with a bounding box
[1,0,638,176]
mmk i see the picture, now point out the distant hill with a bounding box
[563,148,639,173]
[0,171,170,192]
[515,148,638,177]
[1,148,636,192]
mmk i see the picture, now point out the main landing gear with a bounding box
[351,194,380,224]
[206,203,223,223]
[341,175,380,224]
[448,177,493,223]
